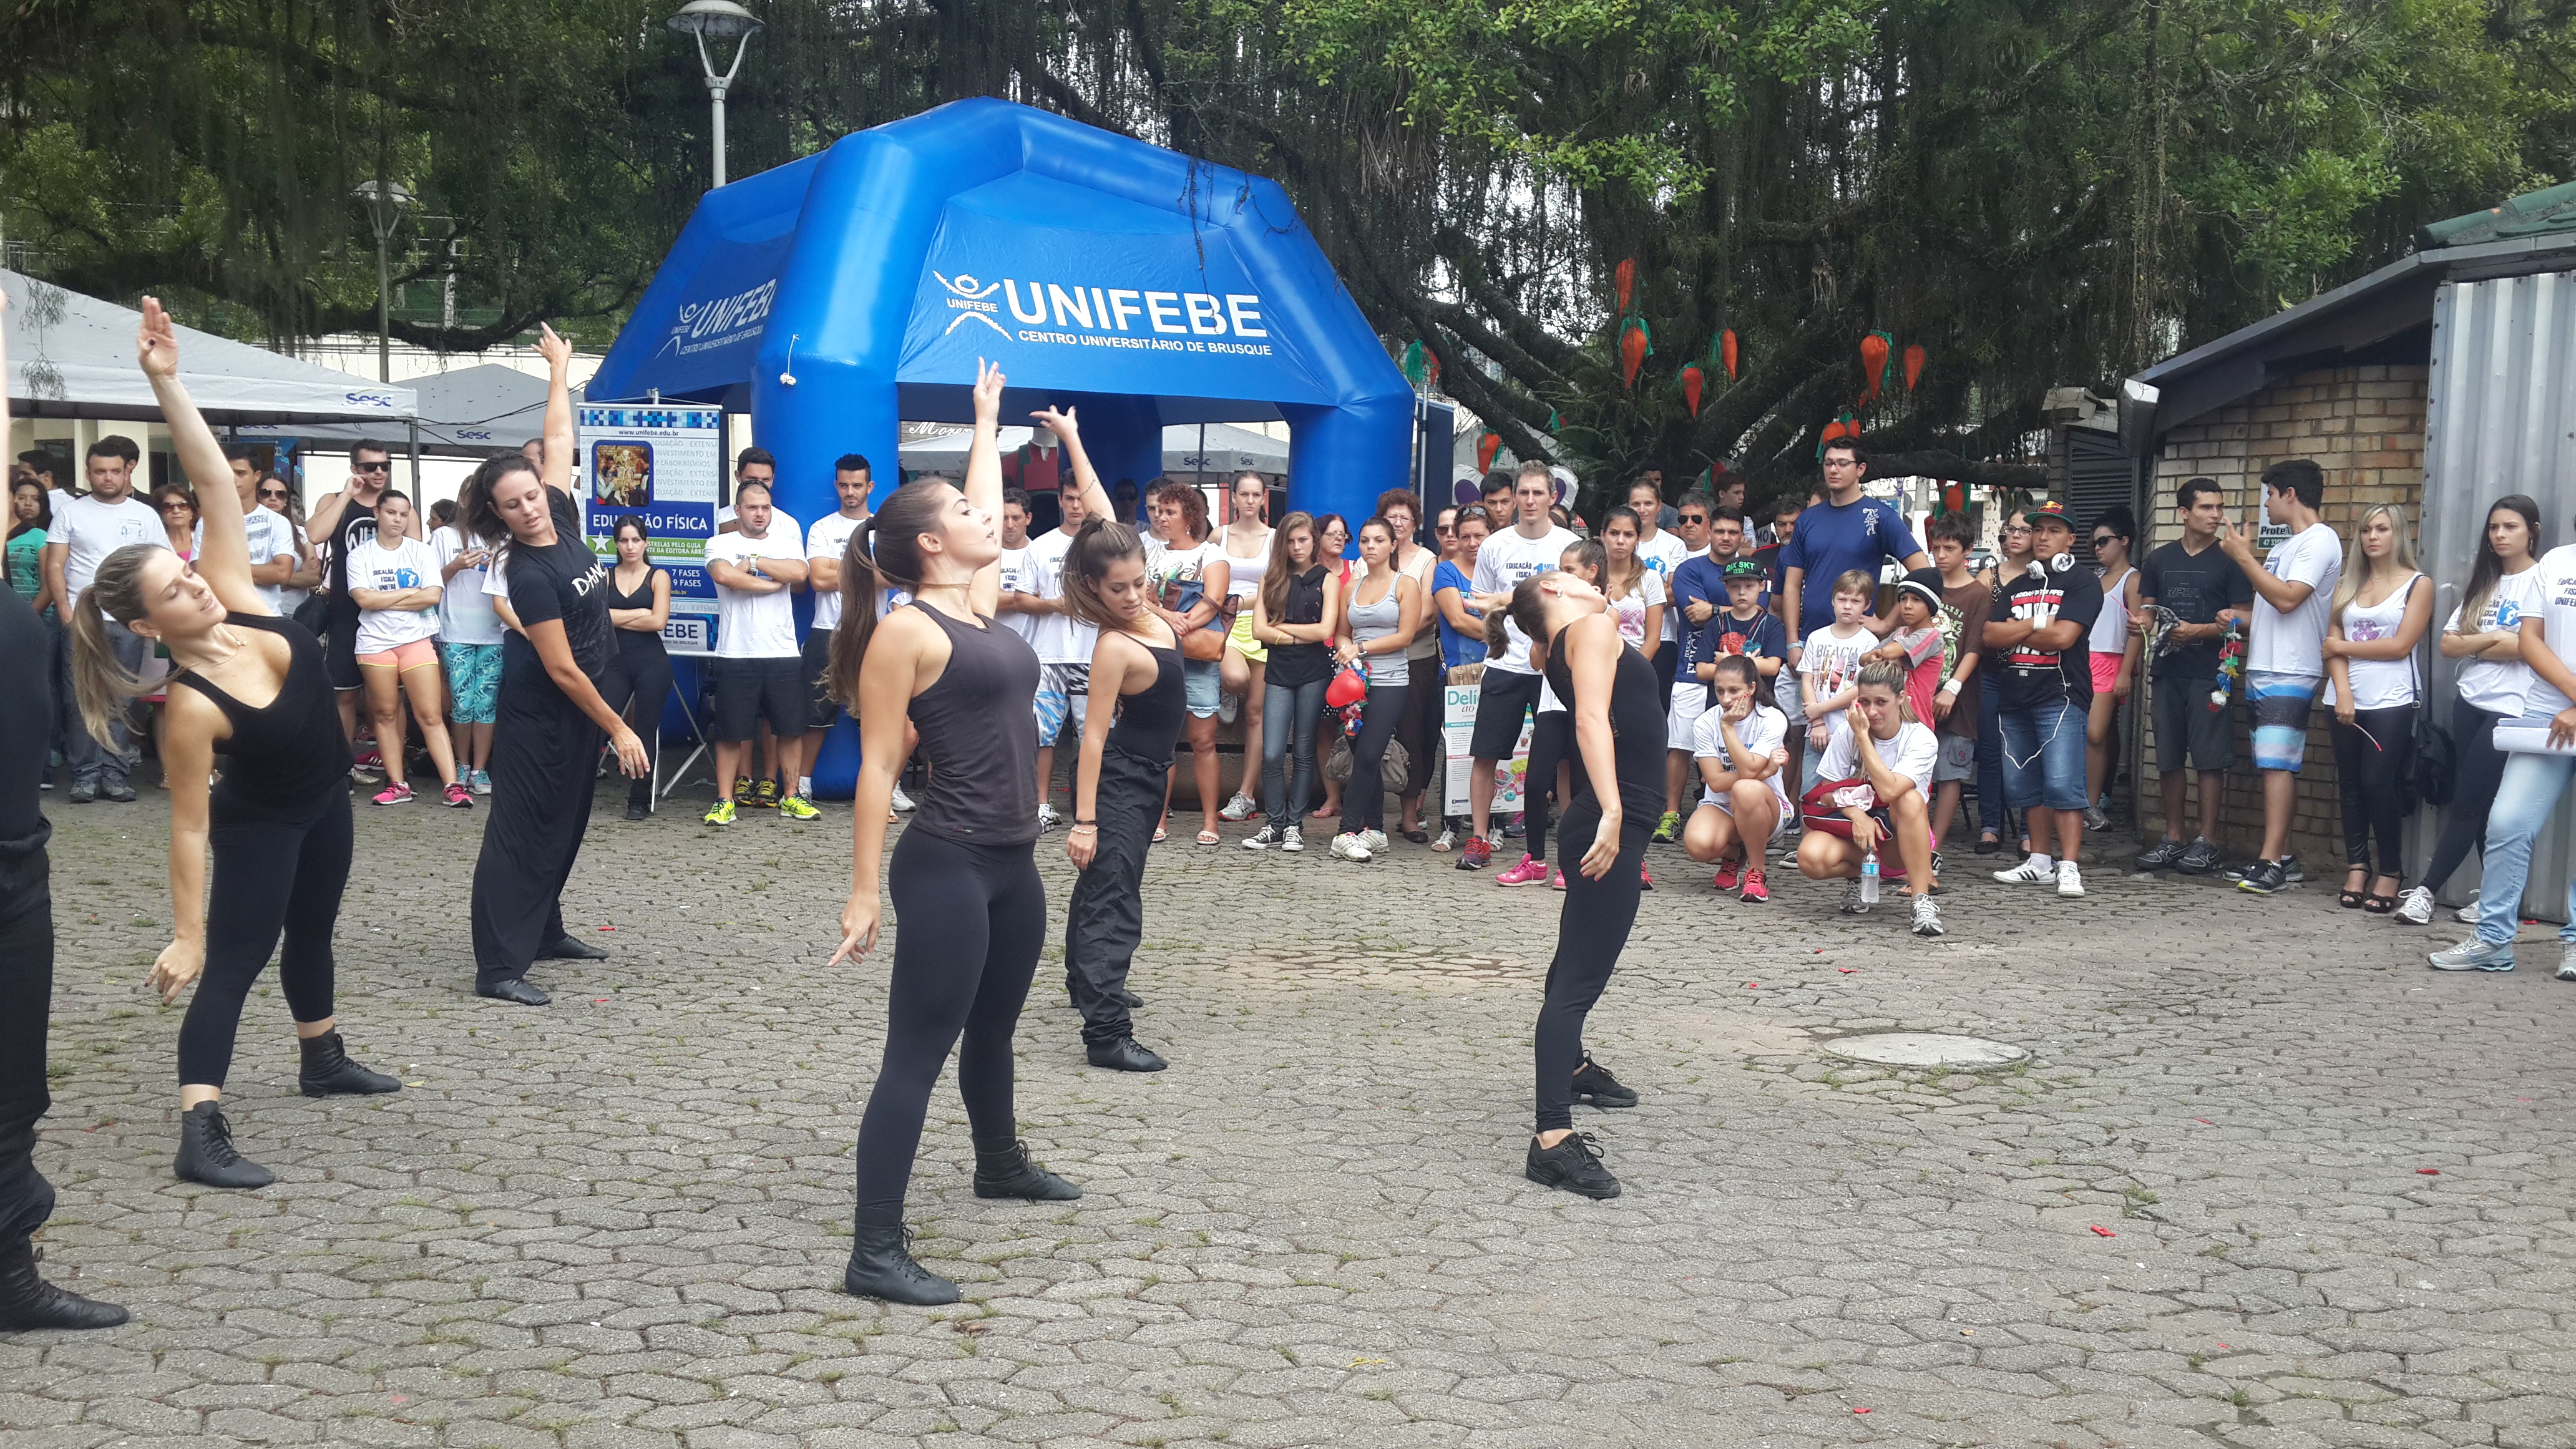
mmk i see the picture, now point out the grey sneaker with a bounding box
[2557,947,2576,983]
[2427,938,2515,972]
[2454,893,2480,925]
[2177,837,2222,876]
[2393,886,2435,925]
[1910,894,1945,937]
[2227,854,2301,885]
[1840,881,1871,915]
[2134,837,2187,872]
[1036,802,1063,831]
[1219,792,1257,822]
[2235,859,2287,895]
[2082,804,2112,833]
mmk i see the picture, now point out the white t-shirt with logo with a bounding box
[351,535,443,654]
[1636,530,1690,642]
[704,527,804,658]
[1693,702,1792,811]
[2448,568,2540,717]
[430,525,504,646]
[2248,522,2343,678]
[1469,524,1581,673]
[53,494,162,616]
[1025,527,1098,665]
[2517,545,2576,717]
[804,510,865,632]
[193,505,300,613]
[1800,623,1875,743]
[997,544,1041,645]
[1817,719,1939,800]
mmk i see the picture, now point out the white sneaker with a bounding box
[1219,792,1257,822]
[1994,854,2056,885]
[1910,894,1945,937]
[2455,893,2480,925]
[1432,827,1456,853]
[2394,886,2435,925]
[1036,802,1063,830]
[1330,832,1373,861]
[1361,829,1389,853]
[2056,860,2084,898]
[1217,692,1241,724]
[2558,944,2576,982]
[1840,881,1871,915]
[1280,831,1305,853]
[890,784,917,813]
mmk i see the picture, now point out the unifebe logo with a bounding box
[658,280,779,359]
[935,271,1010,339]
[927,267,1276,358]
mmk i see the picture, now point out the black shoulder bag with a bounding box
[2410,577,2456,810]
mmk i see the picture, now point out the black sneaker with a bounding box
[2235,859,2288,895]
[1571,1056,1639,1108]
[1525,1132,1621,1199]
[2177,837,2221,876]
[2134,837,2187,872]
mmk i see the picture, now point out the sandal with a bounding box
[2364,873,2402,914]
[2338,864,2369,910]
[1195,828,1221,846]
[1151,825,1169,843]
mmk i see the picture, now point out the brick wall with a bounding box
[2134,364,2427,864]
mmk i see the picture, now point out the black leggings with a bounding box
[2332,703,2417,876]
[471,685,603,991]
[1065,747,1159,1048]
[0,842,56,1249]
[1262,677,1326,829]
[1398,655,1442,803]
[2421,698,2508,896]
[1339,682,1408,835]
[597,643,671,807]
[854,830,1046,1227]
[1649,640,1678,718]
[180,788,352,1086]
[1524,711,1570,863]
[1534,803,1650,1134]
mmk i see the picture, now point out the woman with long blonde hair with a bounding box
[2323,502,2432,913]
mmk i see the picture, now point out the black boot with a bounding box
[536,935,610,961]
[298,1032,402,1098]
[1085,1036,1168,1072]
[0,1240,128,1332]
[174,1101,274,1189]
[843,1224,958,1305]
[972,1139,1082,1201]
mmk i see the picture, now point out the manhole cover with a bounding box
[1822,1032,2029,1069]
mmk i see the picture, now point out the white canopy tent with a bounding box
[3,270,416,426]
[230,363,583,459]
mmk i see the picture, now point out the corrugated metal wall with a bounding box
[2412,271,2576,914]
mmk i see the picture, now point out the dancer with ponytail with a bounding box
[1490,566,1664,1200]
[1051,411,1173,1073]
[829,360,1081,1307]
[462,325,650,1007]
[65,300,400,1190]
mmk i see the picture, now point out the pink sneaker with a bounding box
[1739,867,1770,903]
[1551,867,1567,890]
[372,782,412,806]
[443,783,474,809]
[1712,856,1742,892]
[1493,853,1550,886]
[1640,866,1655,891]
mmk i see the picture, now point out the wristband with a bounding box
[1071,819,1098,827]
[1938,678,1963,698]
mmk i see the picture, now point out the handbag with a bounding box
[1324,733,1412,791]
[1181,625,1226,662]
[2410,596,2455,808]
[1797,776,1878,837]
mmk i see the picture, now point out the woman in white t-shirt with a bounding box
[349,490,467,806]
[1144,479,1229,844]
[1597,506,1667,651]
[1795,659,1945,937]
[1214,472,1274,823]
[431,477,505,795]
[2408,496,2543,924]
[1682,655,1790,904]
[2323,502,2434,913]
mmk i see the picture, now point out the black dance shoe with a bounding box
[844,1224,959,1305]
[625,801,651,822]
[1570,1057,1639,1108]
[972,1139,1083,1201]
[536,935,611,961]
[298,1032,402,1098]
[175,1101,275,1190]
[1085,1037,1168,1073]
[477,978,551,1007]
[1525,1131,1621,1199]
[1116,988,1145,1008]
[0,1241,128,1332]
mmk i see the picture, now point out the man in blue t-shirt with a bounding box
[1778,439,1930,643]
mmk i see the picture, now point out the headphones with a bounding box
[2026,554,2076,576]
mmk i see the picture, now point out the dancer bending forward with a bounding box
[831,361,1092,1305]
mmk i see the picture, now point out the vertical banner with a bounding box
[579,406,723,651]
[1441,678,1533,817]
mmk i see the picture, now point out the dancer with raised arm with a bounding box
[63,300,401,1190]
[1488,565,1665,1200]
[830,361,1081,1307]
[463,325,650,1007]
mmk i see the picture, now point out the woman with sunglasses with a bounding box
[152,483,199,560]
[2083,509,2140,834]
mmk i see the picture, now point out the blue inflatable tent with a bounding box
[590,97,1414,796]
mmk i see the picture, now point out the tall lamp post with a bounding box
[351,179,416,384]
[668,1,765,188]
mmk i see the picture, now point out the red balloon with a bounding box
[1326,667,1368,710]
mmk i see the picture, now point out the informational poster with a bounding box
[1441,678,1534,817]
[578,406,721,648]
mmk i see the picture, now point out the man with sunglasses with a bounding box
[1657,494,1724,838]
[308,442,416,751]
[220,445,299,613]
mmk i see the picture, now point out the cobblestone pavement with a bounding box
[7,781,2575,1449]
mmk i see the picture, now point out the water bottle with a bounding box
[1860,848,1880,904]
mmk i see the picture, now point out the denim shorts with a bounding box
[1183,656,1222,718]
[1999,696,2089,811]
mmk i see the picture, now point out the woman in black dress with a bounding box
[65,300,399,1189]
[597,516,673,821]
[1486,568,1666,1199]
[463,325,650,1006]
[827,363,1105,1305]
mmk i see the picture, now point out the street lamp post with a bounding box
[667,1,766,188]
[351,179,416,384]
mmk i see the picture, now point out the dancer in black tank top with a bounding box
[1485,567,1668,1199]
[826,366,1116,1305]
[61,301,400,1191]
[1060,513,1185,1071]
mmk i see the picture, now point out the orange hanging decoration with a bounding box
[1423,348,1441,391]
[1903,343,1927,393]
[1476,431,1502,473]
[1681,364,1705,419]
[1614,258,1637,313]
[1720,329,1739,381]
[1619,318,1653,388]
[1858,331,1892,407]
[1939,479,1965,515]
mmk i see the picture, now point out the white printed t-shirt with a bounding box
[1024,526,1098,665]
[430,526,504,646]
[2447,568,2540,718]
[1693,702,1792,812]
[351,535,443,654]
[53,493,161,617]
[704,527,804,658]
[1817,719,1939,800]
[997,544,1041,645]
[2248,522,2343,678]
[2517,545,2576,717]
[1470,524,1581,673]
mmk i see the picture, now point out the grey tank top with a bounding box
[1346,574,1409,685]
[905,602,1041,847]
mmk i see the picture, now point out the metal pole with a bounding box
[374,225,392,384]
[709,82,729,188]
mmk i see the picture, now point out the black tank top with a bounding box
[1265,564,1333,688]
[1542,620,1668,821]
[171,613,354,817]
[607,567,667,661]
[905,601,1041,846]
[1105,637,1186,766]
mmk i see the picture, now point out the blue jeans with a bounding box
[1262,676,1327,830]
[2475,739,2576,947]
[1999,696,2089,811]
[61,616,146,788]
[1976,673,2014,840]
